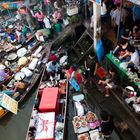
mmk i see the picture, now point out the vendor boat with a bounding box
[70,92,101,140]
[26,68,68,140]
[26,69,68,140]
[0,42,52,118]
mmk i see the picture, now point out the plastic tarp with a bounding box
[96,39,105,62]
[35,112,55,140]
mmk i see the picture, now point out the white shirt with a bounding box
[43,17,51,29]
[101,3,107,16]
[130,50,139,66]
[59,55,68,66]
[46,61,59,73]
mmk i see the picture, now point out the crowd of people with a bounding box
[1,0,140,138]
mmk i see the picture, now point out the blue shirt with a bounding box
[132,5,140,21]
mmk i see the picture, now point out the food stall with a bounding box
[72,93,102,140]
[106,53,140,90]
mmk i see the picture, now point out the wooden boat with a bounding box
[0,42,52,118]
[26,68,68,140]
[71,92,102,140]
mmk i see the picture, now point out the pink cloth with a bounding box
[68,67,73,75]
[34,12,44,21]
[52,11,62,20]
[114,0,121,5]
[44,0,49,5]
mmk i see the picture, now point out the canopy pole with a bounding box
[116,0,123,44]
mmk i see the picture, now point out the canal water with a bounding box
[0,88,37,140]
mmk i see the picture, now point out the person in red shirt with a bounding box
[49,52,57,61]
[64,65,83,85]
[70,65,83,85]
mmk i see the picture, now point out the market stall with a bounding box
[71,92,102,140]
[106,53,140,90]
[26,70,69,140]
[0,41,52,118]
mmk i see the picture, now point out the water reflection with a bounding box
[0,88,37,140]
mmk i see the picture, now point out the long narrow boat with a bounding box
[0,42,52,118]
[26,68,68,140]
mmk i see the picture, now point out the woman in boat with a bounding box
[72,66,83,85]
[64,65,83,87]
[125,47,139,68]
[63,65,72,80]
[46,60,60,82]
[0,62,13,83]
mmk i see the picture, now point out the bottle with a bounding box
[110,50,113,56]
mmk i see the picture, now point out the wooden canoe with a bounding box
[26,68,68,140]
[0,42,52,118]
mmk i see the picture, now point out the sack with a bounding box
[74,102,84,116]
[16,82,25,89]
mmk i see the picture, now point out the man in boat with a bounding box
[46,60,59,74]
[46,60,60,80]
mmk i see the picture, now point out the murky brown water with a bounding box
[0,88,37,140]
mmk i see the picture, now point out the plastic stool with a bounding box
[96,67,106,79]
